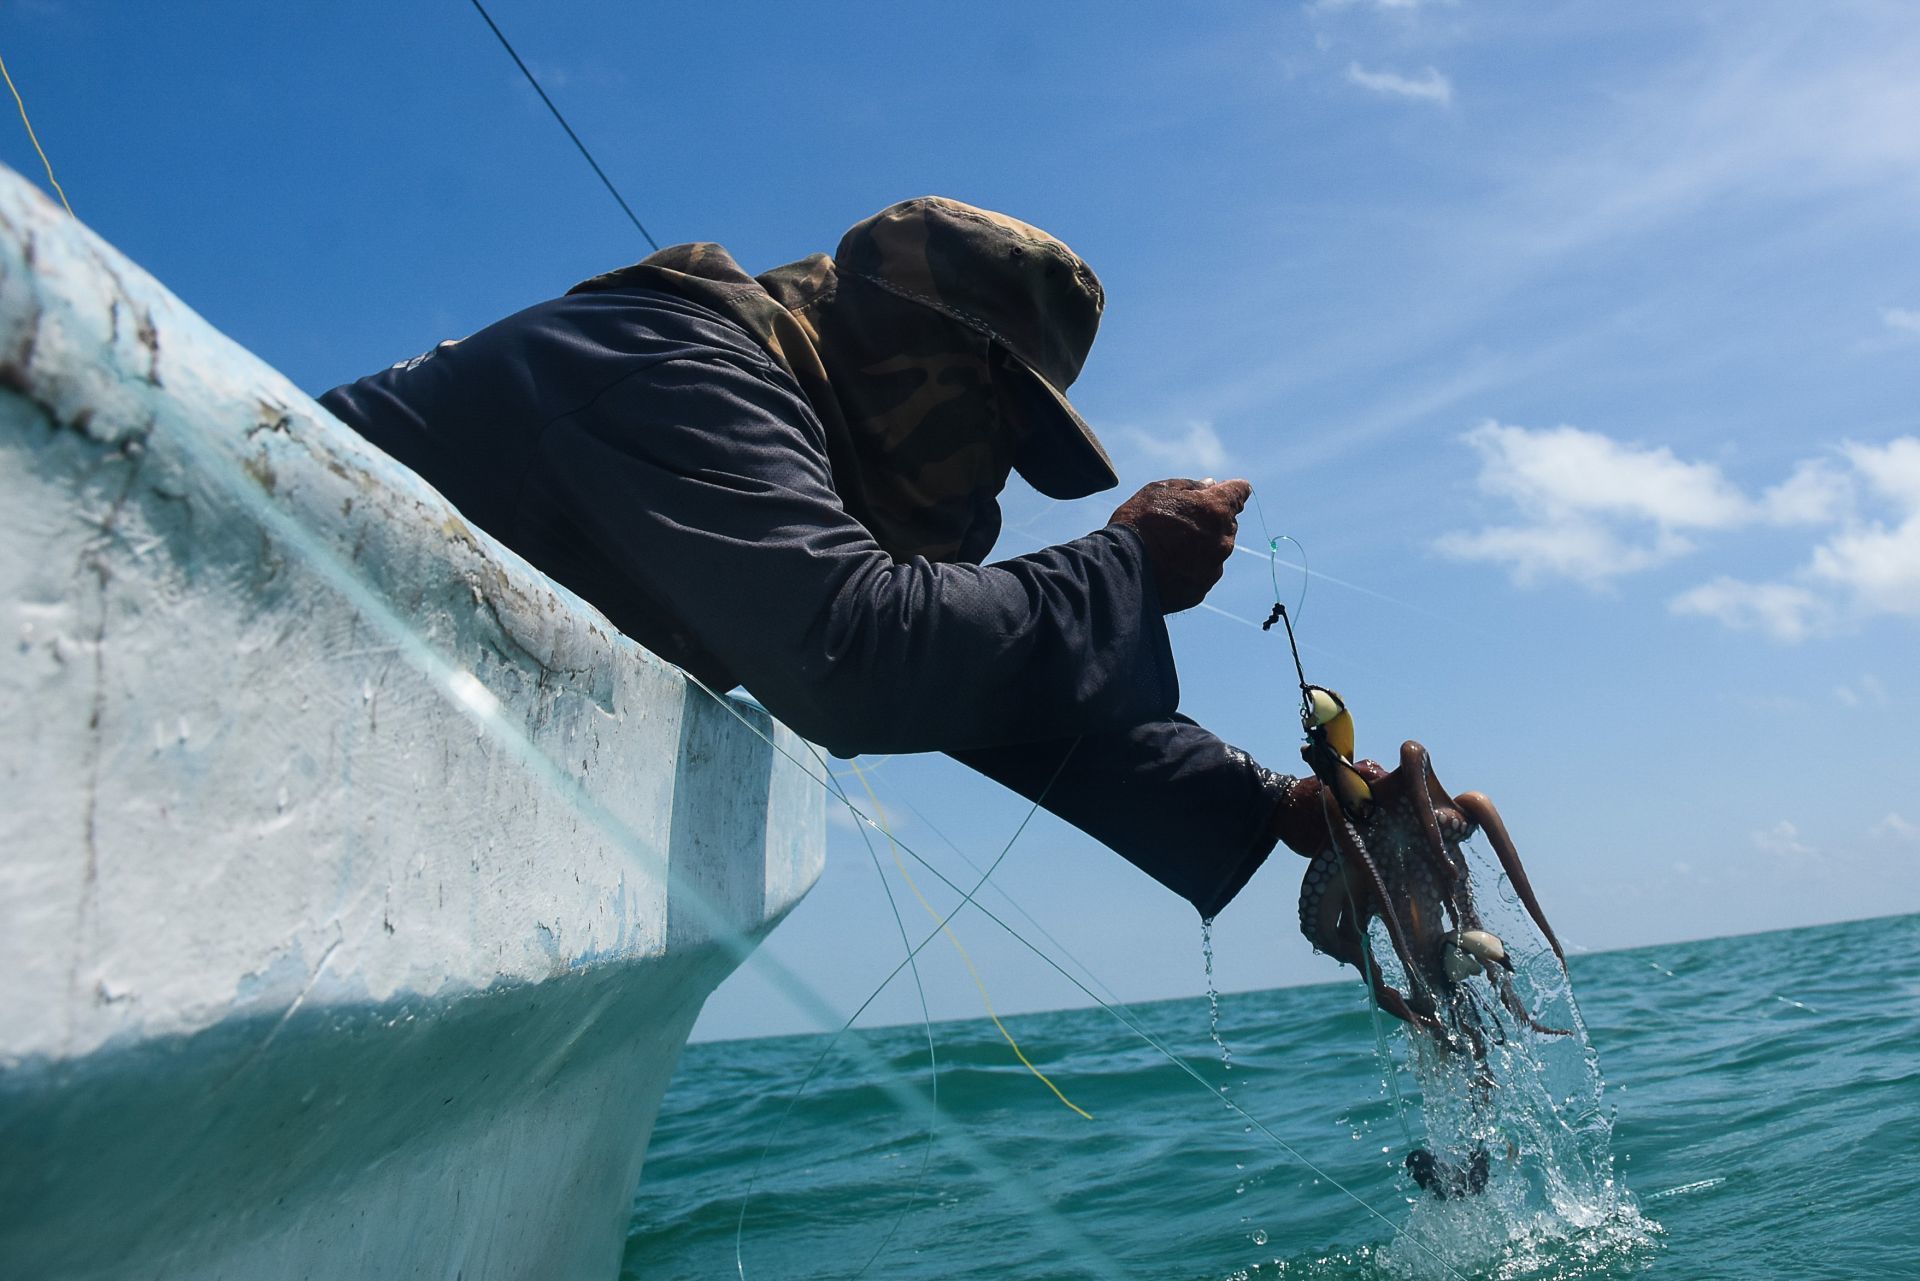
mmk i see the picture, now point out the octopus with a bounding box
[1284,686,1569,1051]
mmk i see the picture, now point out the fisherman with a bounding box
[320,196,1322,921]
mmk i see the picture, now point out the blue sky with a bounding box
[10,1,1917,1041]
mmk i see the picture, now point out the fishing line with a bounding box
[1249,490,1308,626]
[732,748,942,1281]
[1227,538,1479,635]
[706,714,1081,1279]
[887,788,1131,1010]
[686,677,1471,1281]
[0,47,73,216]
[1196,600,1264,630]
[1252,520,1434,1162]
[850,760,1092,1119]
[1315,798,1423,1154]
[887,769,1429,1239]
[465,0,661,250]
[861,810,1469,1279]
[953,882,1472,1281]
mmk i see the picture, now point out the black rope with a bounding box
[1266,601,1312,710]
[466,0,661,251]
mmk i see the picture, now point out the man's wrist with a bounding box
[1261,770,1325,858]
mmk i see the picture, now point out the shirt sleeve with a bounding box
[530,348,1179,757]
[949,716,1293,920]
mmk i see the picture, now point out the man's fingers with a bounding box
[1212,478,1252,511]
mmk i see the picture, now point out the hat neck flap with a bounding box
[571,244,1016,564]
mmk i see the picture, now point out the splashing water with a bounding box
[1363,839,1661,1278]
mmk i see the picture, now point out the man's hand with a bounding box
[1263,762,1388,858]
[1107,477,1252,613]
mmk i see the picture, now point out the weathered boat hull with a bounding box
[0,162,824,1279]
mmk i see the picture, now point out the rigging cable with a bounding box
[0,47,73,216]
[465,0,661,250]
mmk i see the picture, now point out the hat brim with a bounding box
[1000,358,1119,500]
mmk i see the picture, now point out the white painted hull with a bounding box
[0,163,824,1279]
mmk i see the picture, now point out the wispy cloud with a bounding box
[1883,307,1920,340]
[1434,421,1835,586]
[1440,424,1920,640]
[1117,420,1230,476]
[1871,812,1919,842]
[1670,578,1825,643]
[1203,14,1920,463]
[1318,0,1439,11]
[1832,673,1886,707]
[1346,62,1452,106]
[1751,819,1815,858]
[1666,439,1920,640]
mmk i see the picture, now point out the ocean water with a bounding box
[625,913,1920,1280]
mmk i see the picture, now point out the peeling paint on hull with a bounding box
[0,163,824,1280]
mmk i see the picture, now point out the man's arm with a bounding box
[531,349,1179,756]
[950,717,1315,920]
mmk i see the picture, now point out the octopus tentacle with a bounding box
[1399,741,1468,895]
[1456,791,1566,964]
[1364,952,1446,1036]
[1493,973,1571,1037]
[1322,793,1435,1008]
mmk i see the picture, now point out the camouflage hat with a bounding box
[834,196,1118,500]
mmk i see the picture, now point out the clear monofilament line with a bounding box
[688,685,1471,1281]
[733,749,942,1281]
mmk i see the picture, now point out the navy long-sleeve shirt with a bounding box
[320,286,1280,917]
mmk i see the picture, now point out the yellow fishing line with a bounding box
[0,49,73,216]
[849,760,1093,1120]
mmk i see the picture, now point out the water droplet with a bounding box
[1251,1229,1269,1246]
[1201,921,1233,1075]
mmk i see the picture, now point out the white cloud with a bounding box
[1846,437,1920,510]
[1460,422,1751,529]
[1833,673,1887,707]
[1871,812,1919,842]
[1441,423,1920,638]
[1883,308,1920,339]
[1809,519,1920,615]
[1805,440,1920,620]
[1669,577,1824,643]
[1346,62,1452,106]
[1751,819,1815,858]
[1438,421,1750,585]
[1318,0,1431,8]
[1118,420,1230,476]
[1436,520,1689,586]
[1757,460,1853,526]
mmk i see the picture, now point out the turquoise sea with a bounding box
[625,914,1919,1280]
